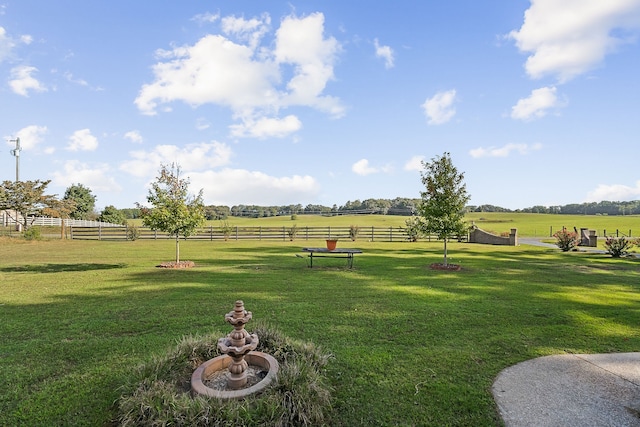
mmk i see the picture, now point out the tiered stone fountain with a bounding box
[190,300,279,399]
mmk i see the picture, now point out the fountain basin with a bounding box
[191,351,279,400]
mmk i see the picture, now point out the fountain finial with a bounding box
[217,300,259,389]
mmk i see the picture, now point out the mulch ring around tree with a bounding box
[430,263,461,271]
[156,261,195,269]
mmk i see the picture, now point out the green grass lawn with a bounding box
[1,236,639,426]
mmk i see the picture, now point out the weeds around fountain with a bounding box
[116,323,332,426]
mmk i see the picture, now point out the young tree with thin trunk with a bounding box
[417,152,470,266]
[137,164,205,263]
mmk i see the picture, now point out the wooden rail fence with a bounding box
[70,225,450,242]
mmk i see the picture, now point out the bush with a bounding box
[604,236,635,258]
[126,224,140,241]
[220,220,233,241]
[116,324,333,426]
[403,216,423,242]
[349,225,359,241]
[287,224,298,241]
[23,227,42,240]
[553,229,580,252]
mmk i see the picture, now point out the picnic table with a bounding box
[301,247,363,268]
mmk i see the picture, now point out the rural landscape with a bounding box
[2,206,640,425]
[2,1,640,425]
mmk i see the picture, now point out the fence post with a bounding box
[389,226,392,242]
[371,226,374,241]
[99,223,102,241]
[235,226,238,240]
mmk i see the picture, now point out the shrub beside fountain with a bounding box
[116,301,333,426]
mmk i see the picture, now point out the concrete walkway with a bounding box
[496,240,640,425]
[493,353,640,426]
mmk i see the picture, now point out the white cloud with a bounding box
[9,65,47,96]
[195,118,210,130]
[135,12,343,139]
[0,26,16,62]
[374,38,394,68]
[63,71,88,87]
[469,142,542,158]
[66,129,99,151]
[584,181,640,202]
[6,125,48,150]
[192,12,220,24]
[135,33,279,115]
[124,130,143,144]
[51,160,122,192]
[508,0,640,82]
[274,13,343,115]
[188,168,320,206]
[404,155,425,171]
[422,89,457,125]
[0,26,31,63]
[229,115,302,138]
[511,86,562,120]
[120,141,233,178]
[221,13,270,49]
[352,159,379,176]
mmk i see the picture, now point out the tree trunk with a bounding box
[175,236,180,263]
[443,238,448,266]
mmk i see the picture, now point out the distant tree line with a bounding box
[471,200,640,216]
[110,199,640,220]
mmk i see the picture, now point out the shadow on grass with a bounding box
[0,263,127,273]
[2,242,640,426]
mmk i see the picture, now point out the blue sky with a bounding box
[2,0,639,211]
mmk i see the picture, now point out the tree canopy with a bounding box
[63,183,96,220]
[0,180,59,229]
[137,164,205,263]
[98,205,126,225]
[417,152,470,266]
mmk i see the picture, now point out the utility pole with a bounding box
[9,137,21,182]
[7,137,22,231]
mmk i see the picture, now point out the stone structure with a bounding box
[469,225,517,246]
[191,300,279,400]
[580,228,598,247]
[217,301,259,389]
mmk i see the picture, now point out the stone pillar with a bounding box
[580,228,590,246]
[509,228,518,246]
[589,230,597,247]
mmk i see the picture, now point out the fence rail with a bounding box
[70,225,447,242]
[1,213,121,228]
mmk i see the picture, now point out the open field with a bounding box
[1,237,639,425]
[205,213,640,238]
